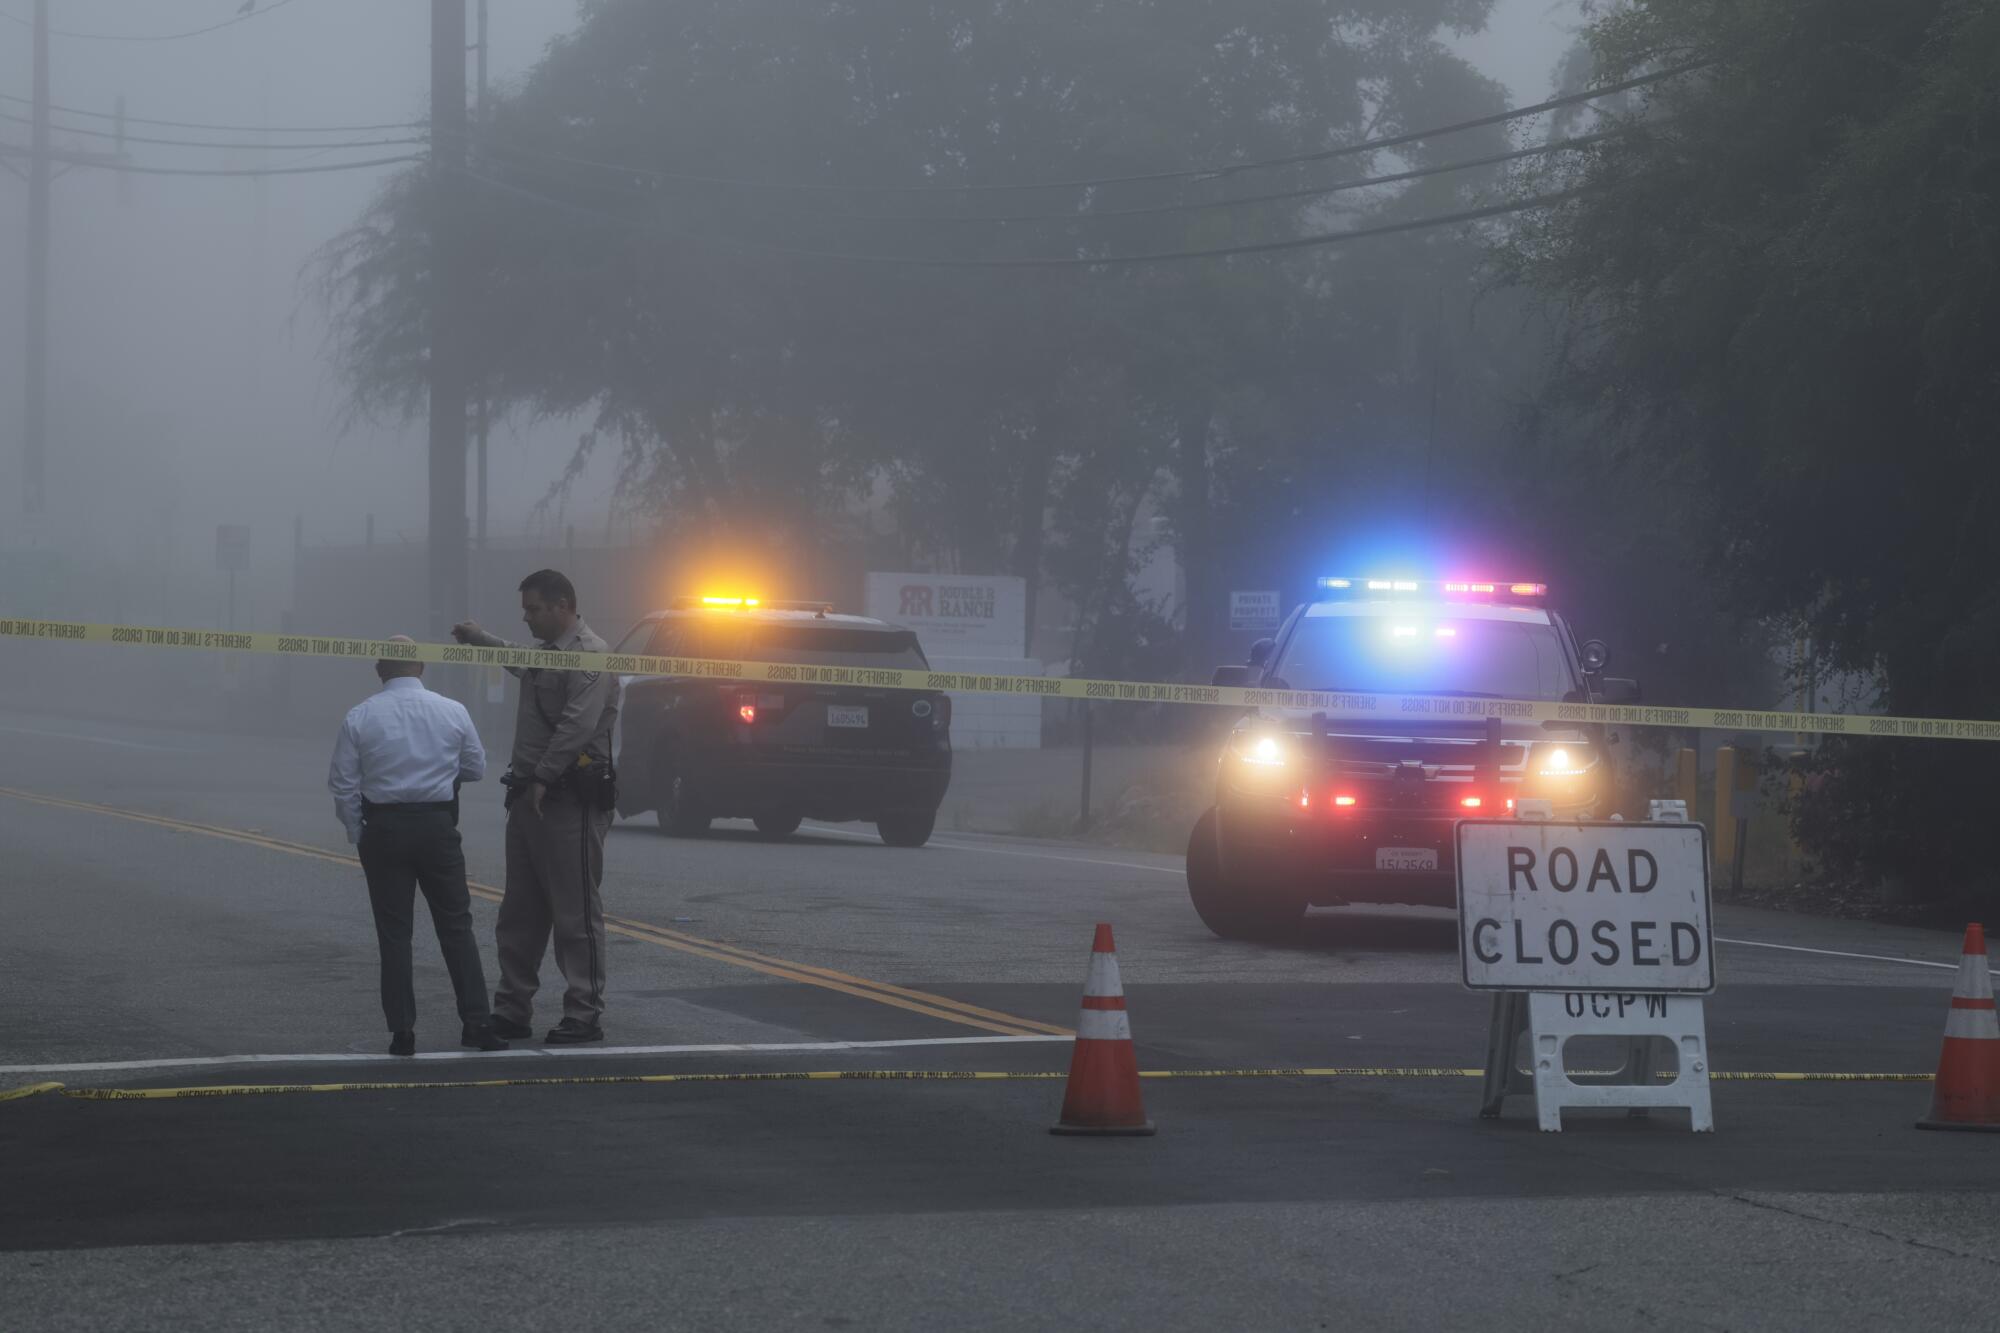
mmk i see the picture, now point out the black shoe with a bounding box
[389,1030,416,1057]
[461,1021,509,1052]
[544,1019,603,1045]
[489,1015,533,1040]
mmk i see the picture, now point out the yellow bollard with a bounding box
[1676,747,1698,816]
[1714,746,1738,879]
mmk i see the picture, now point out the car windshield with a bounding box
[1270,608,1575,700]
[747,626,930,669]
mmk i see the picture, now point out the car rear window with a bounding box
[747,626,929,669]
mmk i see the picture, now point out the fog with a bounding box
[1,0,1581,730]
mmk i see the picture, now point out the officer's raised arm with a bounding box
[453,618,528,679]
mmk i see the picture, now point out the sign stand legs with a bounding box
[1479,991,1532,1119]
[1480,991,1715,1132]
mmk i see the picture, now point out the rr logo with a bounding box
[900,585,934,617]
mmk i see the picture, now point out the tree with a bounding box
[318,0,1517,661]
[1500,0,2000,900]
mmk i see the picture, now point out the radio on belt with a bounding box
[1456,817,1717,1132]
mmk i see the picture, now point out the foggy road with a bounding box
[9,0,2000,1326]
[3,712,1995,1330]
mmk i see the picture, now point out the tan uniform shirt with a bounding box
[469,620,621,785]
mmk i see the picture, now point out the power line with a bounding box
[457,165,1585,269]
[0,107,424,151]
[480,123,1617,230]
[447,61,1700,198]
[0,143,422,176]
[0,0,305,43]
[0,90,421,134]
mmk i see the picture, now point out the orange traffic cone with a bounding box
[1916,923,2000,1133]
[1051,923,1156,1136]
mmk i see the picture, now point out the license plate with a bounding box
[1375,847,1438,872]
[827,705,869,729]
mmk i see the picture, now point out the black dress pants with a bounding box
[357,807,490,1033]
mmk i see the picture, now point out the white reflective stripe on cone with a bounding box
[1083,951,1126,999]
[1943,1008,2000,1041]
[1076,1009,1133,1042]
[1953,953,1995,1002]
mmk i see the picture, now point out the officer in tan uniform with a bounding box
[452,568,621,1044]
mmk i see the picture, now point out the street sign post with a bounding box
[215,525,250,633]
[1458,818,1716,1131]
[215,525,250,574]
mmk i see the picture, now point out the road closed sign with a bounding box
[1455,820,1714,993]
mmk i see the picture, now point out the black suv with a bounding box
[1187,578,1640,938]
[611,600,952,846]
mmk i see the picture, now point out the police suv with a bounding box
[1187,577,1640,939]
[611,597,952,846]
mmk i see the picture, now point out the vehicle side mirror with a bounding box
[1212,665,1256,688]
[1597,677,1641,706]
[1248,638,1275,668]
[1580,639,1610,674]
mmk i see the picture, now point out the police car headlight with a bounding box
[1232,733,1289,769]
[1529,742,1593,778]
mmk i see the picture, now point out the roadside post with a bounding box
[1462,801,1716,1132]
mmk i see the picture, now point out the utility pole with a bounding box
[473,0,489,557]
[428,0,470,638]
[24,0,50,515]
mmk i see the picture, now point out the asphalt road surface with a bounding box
[3,706,1997,1331]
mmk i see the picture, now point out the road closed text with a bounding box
[1456,821,1714,993]
[1469,916,1704,969]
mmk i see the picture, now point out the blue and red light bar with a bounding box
[1317,577,1547,601]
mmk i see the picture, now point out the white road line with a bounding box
[0,724,190,753]
[1715,936,1953,970]
[800,821,1182,874]
[803,823,1958,971]
[0,1033,1070,1077]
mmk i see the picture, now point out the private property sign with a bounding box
[1229,590,1281,632]
[1455,820,1714,993]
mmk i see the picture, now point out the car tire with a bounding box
[876,811,935,848]
[753,810,803,839]
[1186,808,1305,940]
[656,763,711,837]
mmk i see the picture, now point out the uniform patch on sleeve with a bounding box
[578,671,601,685]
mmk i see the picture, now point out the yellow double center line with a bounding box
[0,788,1069,1039]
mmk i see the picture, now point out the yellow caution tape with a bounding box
[0,1068,1933,1102]
[6,614,1996,741]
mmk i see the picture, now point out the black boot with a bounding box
[461,1021,509,1052]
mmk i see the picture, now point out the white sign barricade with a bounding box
[1457,820,1714,994]
[1460,817,1718,1132]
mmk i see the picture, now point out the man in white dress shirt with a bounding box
[328,638,507,1056]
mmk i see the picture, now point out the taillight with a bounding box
[1333,794,1358,808]
[729,688,787,724]
[1460,796,1484,809]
